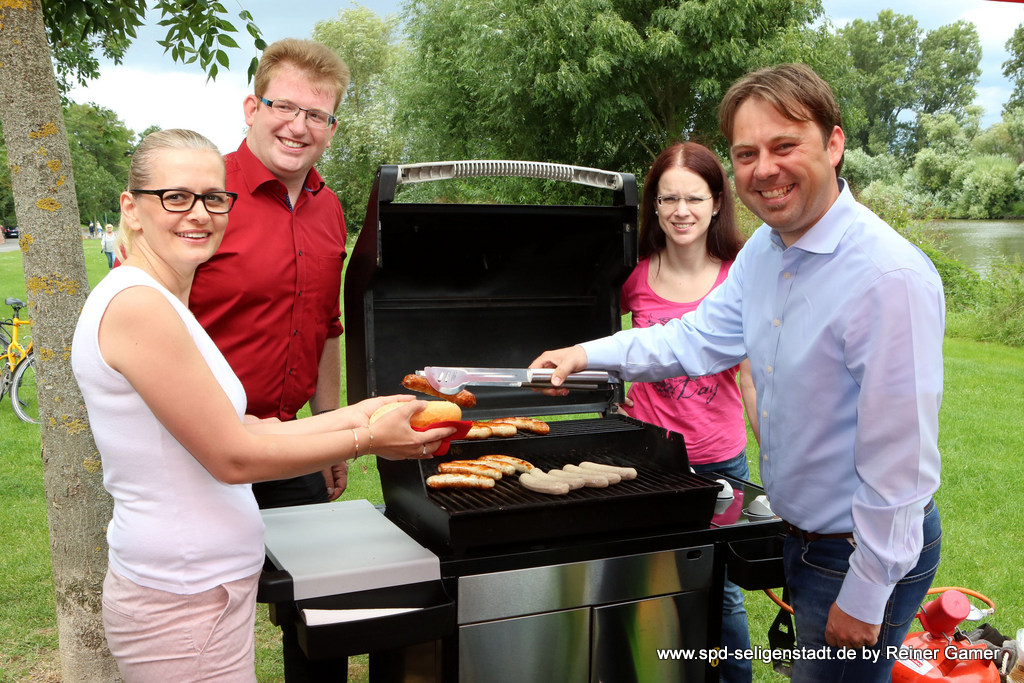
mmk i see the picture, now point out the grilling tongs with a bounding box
[420,367,620,395]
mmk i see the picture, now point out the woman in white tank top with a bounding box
[72,129,456,682]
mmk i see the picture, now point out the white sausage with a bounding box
[578,461,637,481]
[563,464,615,486]
[519,471,570,495]
[543,469,586,490]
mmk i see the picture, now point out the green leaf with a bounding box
[216,49,230,68]
[217,34,240,49]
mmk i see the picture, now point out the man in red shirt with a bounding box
[188,38,350,681]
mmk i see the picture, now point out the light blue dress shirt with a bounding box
[582,181,944,623]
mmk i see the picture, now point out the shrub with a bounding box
[916,243,982,312]
[842,148,902,195]
[951,156,1019,219]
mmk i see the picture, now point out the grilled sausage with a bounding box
[402,374,477,408]
[475,421,516,438]
[578,461,638,481]
[472,458,516,475]
[490,416,551,435]
[479,454,536,472]
[464,424,493,439]
[426,473,495,490]
[562,464,613,487]
[543,469,586,490]
[438,461,503,480]
[519,471,570,495]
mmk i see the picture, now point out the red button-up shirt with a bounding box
[190,141,346,420]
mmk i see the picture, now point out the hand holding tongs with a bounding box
[419,367,620,395]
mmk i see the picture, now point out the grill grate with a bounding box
[379,417,720,554]
[427,449,704,513]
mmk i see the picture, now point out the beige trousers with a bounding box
[102,565,260,682]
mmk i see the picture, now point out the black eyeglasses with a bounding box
[130,189,238,214]
[258,97,337,129]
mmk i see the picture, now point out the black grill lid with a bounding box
[344,161,638,418]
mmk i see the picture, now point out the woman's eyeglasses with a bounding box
[130,189,238,214]
[656,195,712,208]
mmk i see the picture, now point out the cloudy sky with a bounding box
[67,0,1024,154]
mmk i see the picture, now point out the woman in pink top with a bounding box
[619,141,758,683]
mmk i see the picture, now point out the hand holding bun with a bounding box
[370,400,462,427]
[350,397,459,461]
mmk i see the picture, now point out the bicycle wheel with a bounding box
[11,355,39,424]
[0,359,11,400]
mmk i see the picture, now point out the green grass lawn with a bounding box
[3,245,1023,682]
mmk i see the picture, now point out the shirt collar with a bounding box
[769,178,855,255]
[233,140,327,197]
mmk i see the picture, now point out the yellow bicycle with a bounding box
[1,297,38,424]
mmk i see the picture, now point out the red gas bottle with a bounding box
[892,590,1001,683]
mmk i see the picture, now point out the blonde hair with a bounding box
[254,38,350,111]
[117,129,222,257]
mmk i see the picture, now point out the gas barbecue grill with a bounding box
[258,161,785,682]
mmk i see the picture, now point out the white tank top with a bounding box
[72,267,264,594]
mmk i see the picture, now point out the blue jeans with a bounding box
[693,452,753,683]
[783,499,941,683]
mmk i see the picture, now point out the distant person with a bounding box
[617,140,758,683]
[100,223,117,269]
[88,220,96,239]
[186,38,353,681]
[531,63,944,682]
[71,129,454,682]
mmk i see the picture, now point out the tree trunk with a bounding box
[0,1,117,679]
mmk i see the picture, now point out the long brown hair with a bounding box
[639,141,744,261]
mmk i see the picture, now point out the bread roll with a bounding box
[369,400,462,427]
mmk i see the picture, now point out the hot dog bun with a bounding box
[369,400,462,427]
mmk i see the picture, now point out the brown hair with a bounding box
[639,141,744,261]
[117,129,222,257]
[718,63,844,176]
[254,38,350,111]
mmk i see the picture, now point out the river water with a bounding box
[922,219,1024,277]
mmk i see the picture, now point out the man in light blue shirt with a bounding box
[533,64,943,682]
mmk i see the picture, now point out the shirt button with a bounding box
[762,410,768,419]
[766,365,773,374]
[783,272,791,279]
[773,318,781,327]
